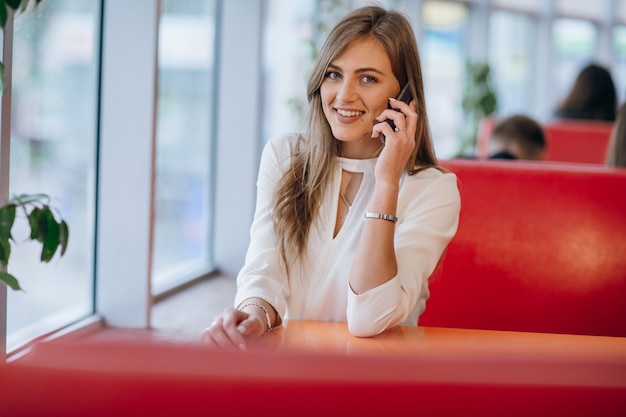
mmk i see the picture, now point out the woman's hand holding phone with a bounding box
[372,84,418,184]
[386,83,413,132]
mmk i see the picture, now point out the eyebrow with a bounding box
[327,63,386,76]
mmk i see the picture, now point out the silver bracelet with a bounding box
[238,301,272,336]
[364,211,398,223]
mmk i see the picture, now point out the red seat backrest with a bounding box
[420,159,626,337]
[543,120,613,164]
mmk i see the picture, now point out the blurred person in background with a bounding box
[488,115,546,161]
[554,63,617,122]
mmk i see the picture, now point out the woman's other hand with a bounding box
[202,307,267,350]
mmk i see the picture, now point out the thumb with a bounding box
[236,316,265,339]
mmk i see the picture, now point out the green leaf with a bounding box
[0,3,7,31]
[41,206,60,262]
[0,271,22,291]
[0,203,16,241]
[5,0,20,10]
[28,206,45,243]
[0,237,10,267]
[58,220,69,256]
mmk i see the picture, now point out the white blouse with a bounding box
[234,133,460,336]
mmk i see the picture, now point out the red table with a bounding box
[1,320,625,416]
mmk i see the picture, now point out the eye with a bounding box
[324,71,341,80]
[361,75,378,84]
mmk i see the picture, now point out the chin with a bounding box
[331,128,367,143]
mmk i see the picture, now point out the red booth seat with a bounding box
[543,120,613,164]
[420,159,626,337]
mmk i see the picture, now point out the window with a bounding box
[613,25,626,103]
[489,10,535,117]
[490,0,544,14]
[551,18,598,109]
[152,0,219,294]
[7,0,100,351]
[261,0,316,144]
[555,0,611,22]
[421,0,468,158]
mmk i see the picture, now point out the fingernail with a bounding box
[237,325,246,333]
[389,97,397,101]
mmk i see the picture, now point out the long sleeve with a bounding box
[346,171,460,337]
[233,136,294,320]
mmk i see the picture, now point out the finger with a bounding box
[371,120,395,140]
[221,310,249,348]
[379,109,406,131]
[387,99,418,126]
[387,97,410,111]
[389,96,417,114]
[206,322,245,350]
[237,315,266,339]
[202,312,246,350]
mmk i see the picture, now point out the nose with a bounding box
[336,80,357,103]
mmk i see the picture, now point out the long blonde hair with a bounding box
[606,102,626,167]
[272,6,439,269]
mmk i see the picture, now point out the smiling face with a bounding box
[320,37,400,158]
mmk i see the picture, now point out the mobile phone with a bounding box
[386,83,413,131]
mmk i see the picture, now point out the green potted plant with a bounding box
[458,61,498,157]
[0,194,68,290]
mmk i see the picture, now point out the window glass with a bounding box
[555,0,611,22]
[7,0,100,351]
[421,0,468,158]
[551,18,597,111]
[261,0,316,144]
[614,25,626,103]
[491,0,543,14]
[152,0,218,293]
[489,10,534,117]
[618,0,626,25]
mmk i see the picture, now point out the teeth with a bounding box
[337,109,364,117]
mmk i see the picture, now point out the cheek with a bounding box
[366,91,393,114]
[320,85,334,116]
[320,83,332,103]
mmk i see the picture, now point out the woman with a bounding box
[204,6,460,349]
[554,63,617,122]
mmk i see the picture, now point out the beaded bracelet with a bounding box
[238,301,272,336]
[364,211,398,223]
